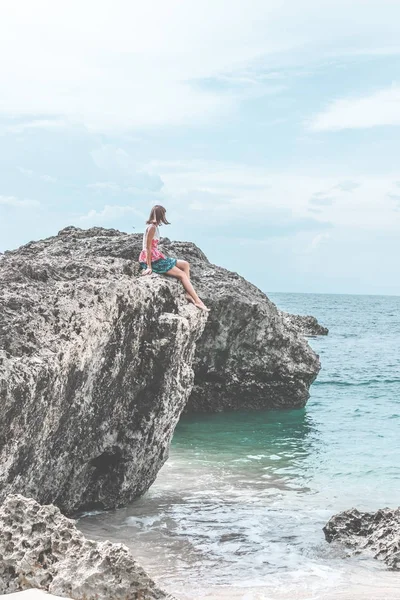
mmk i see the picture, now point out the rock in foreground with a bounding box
[324,507,400,569]
[0,227,206,513]
[0,494,174,599]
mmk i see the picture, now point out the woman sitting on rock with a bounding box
[139,205,209,312]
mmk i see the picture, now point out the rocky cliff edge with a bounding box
[0,226,323,512]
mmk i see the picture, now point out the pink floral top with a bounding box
[139,225,165,263]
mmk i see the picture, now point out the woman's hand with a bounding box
[142,267,153,276]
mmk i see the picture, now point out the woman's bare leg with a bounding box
[176,259,190,279]
[175,260,194,304]
[165,266,209,311]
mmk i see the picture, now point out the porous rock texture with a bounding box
[281,312,329,337]
[0,494,175,599]
[0,227,206,514]
[323,507,400,570]
[162,239,322,411]
[0,226,323,513]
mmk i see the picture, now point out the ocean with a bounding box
[78,293,400,599]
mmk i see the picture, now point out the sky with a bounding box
[1,0,400,295]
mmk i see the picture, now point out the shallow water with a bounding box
[78,293,400,599]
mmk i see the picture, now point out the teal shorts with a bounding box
[139,257,177,274]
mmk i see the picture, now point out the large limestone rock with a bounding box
[0,226,323,512]
[162,239,322,411]
[324,507,400,570]
[0,227,206,514]
[0,494,174,599]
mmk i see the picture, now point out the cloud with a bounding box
[387,192,400,210]
[309,232,331,250]
[4,118,68,134]
[78,204,145,226]
[309,193,335,206]
[18,166,57,183]
[18,167,34,176]
[335,181,360,193]
[309,85,400,131]
[143,158,400,234]
[308,182,360,208]
[1,1,400,132]
[87,182,121,192]
[0,195,40,208]
[91,146,164,191]
[40,174,57,182]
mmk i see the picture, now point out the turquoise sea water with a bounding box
[78,293,400,599]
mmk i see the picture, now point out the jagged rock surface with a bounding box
[281,312,329,336]
[0,227,206,513]
[162,239,322,411]
[0,494,175,599]
[0,226,323,512]
[323,507,400,570]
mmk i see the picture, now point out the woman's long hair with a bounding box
[146,205,170,225]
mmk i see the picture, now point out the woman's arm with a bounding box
[143,224,156,275]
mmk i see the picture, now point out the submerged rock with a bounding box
[0,494,175,599]
[323,507,400,570]
[0,227,206,513]
[162,239,322,411]
[281,312,329,337]
[0,226,322,511]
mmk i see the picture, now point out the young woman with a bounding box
[139,205,209,312]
